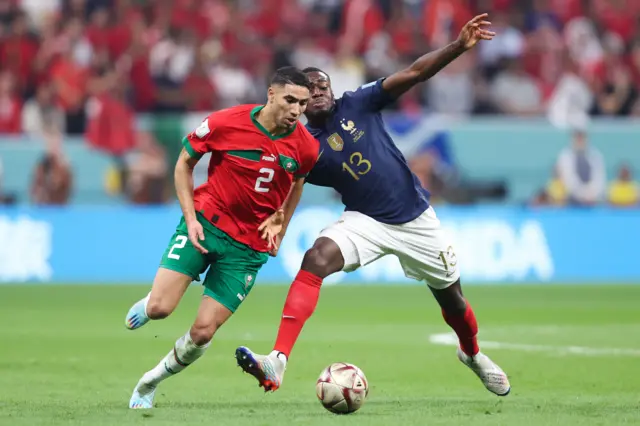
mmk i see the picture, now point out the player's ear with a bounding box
[267,86,275,104]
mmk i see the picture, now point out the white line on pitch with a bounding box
[429,332,640,357]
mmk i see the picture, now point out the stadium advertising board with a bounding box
[0,206,638,284]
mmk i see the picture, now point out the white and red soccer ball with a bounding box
[316,362,369,414]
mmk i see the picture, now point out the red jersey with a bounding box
[183,104,319,252]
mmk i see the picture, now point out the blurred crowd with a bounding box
[0,0,638,207]
[1,0,640,136]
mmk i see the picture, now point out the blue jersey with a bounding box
[305,79,430,225]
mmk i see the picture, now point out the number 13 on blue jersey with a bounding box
[342,152,371,181]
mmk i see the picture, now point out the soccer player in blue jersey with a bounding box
[236,13,510,396]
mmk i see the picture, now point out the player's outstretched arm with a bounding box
[174,148,208,254]
[382,13,495,98]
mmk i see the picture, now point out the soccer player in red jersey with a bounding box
[124,67,320,409]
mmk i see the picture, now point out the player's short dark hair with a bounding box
[302,67,331,82]
[271,67,312,90]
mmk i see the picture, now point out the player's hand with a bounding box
[457,13,495,50]
[269,235,283,257]
[259,209,284,256]
[186,218,208,254]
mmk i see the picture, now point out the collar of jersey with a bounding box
[250,105,296,141]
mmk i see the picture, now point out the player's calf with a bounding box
[189,313,220,346]
[432,280,479,356]
[431,279,467,315]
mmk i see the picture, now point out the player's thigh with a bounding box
[318,211,388,272]
[393,207,460,290]
[189,295,234,345]
[153,225,209,313]
[202,245,269,314]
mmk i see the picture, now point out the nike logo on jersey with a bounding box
[262,154,276,162]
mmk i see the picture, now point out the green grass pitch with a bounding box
[1,284,639,425]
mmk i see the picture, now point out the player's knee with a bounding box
[190,323,217,346]
[146,299,174,320]
[301,246,340,278]
[433,279,467,315]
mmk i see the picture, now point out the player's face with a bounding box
[305,71,334,117]
[269,84,310,129]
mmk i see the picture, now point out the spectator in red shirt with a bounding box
[595,0,636,42]
[171,0,210,40]
[630,40,640,87]
[423,0,471,48]
[182,53,217,112]
[341,0,386,54]
[49,18,94,133]
[0,70,21,134]
[86,7,111,52]
[85,64,136,157]
[550,0,583,23]
[0,11,38,94]
[118,18,156,111]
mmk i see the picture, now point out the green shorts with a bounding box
[159,213,269,312]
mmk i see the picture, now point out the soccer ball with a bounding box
[315,362,369,414]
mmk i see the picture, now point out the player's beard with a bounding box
[305,103,334,122]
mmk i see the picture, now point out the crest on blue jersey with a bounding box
[327,133,344,151]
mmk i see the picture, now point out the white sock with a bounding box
[142,331,210,387]
[270,350,288,367]
[142,293,151,318]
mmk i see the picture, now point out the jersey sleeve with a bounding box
[340,78,395,112]
[295,133,320,179]
[182,113,222,159]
